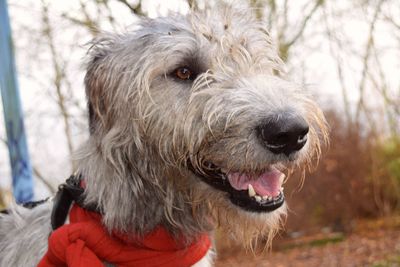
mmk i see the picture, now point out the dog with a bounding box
[0,4,328,267]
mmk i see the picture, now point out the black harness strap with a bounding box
[0,209,9,214]
[1,175,114,266]
[50,175,115,267]
[1,198,50,215]
[51,174,100,230]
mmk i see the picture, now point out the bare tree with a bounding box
[354,0,385,130]
[41,0,76,170]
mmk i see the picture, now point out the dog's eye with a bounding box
[174,67,195,81]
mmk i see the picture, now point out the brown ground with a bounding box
[215,217,400,267]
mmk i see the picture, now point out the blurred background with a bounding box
[0,0,399,266]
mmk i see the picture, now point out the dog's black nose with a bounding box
[257,113,309,156]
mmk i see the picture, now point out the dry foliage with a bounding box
[283,110,400,235]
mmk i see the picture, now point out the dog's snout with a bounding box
[257,113,309,156]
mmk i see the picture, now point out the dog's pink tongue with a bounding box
[227,169,284,197]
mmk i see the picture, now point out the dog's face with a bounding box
[84,5,328,242]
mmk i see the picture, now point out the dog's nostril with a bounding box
[299,128,309,137]
[272,132,291,145]
[257,113,309,156]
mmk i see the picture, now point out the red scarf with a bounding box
[38,204,211,267]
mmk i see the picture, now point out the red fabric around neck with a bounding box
[38,204,211,267]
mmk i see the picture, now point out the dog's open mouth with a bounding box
[189,162,285,212]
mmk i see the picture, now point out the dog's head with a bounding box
[81,4,328,245]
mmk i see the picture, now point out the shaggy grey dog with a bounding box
[0,4,328,267]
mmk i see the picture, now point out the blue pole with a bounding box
[0,0,34,203]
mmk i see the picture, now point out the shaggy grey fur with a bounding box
[0,4,328,267]
[0,203,52,265]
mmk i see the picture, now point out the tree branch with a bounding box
[116,0,144,16]
[322,5,352,125]
[41,1,75,171]
[33,166,56,194]
[286,0,324,48]
[355,0,385,124]
[278,0,323,61]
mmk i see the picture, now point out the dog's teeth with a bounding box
[262,195,269,200]
[280,187,284,191]
[255,195,262,202]
[248,184,256,197]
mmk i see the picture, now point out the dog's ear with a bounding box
[85,34,119,135]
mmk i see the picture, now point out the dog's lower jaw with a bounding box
[212,199,287,250]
